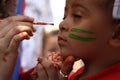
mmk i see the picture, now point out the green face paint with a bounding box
[71,28,94,34]
[69,34,96,42]
[69,28,96,41]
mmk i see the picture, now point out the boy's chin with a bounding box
[60,51,71,60]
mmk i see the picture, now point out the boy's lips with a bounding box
[58,36,67,42]
[58,36,67,46]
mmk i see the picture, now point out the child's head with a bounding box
[58,0,120,62]
[42,28,60,57]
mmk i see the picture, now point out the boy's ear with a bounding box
[109,24,120,48]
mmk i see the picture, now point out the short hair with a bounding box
[94,0,120,24]
[0,0,9,4]
[94,0,115,11]
[0,0,11,18]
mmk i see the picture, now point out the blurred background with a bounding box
[21,0,65,72]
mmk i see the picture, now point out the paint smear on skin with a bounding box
[69,34,96,42]
[71,28,94,34]
[2,57,7,62]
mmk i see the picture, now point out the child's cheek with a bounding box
[69,28,96,42]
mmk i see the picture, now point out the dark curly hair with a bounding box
[0,0,17,18]
[0,0,10,18]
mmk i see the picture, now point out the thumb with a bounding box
[61,56,75,75]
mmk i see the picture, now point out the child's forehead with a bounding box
[65,0,114,12]
[65,0,100,10]
[66,0,109,6]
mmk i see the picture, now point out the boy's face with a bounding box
[58,0,114,60]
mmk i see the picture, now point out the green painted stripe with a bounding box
[69,34,96,42]
[71,28,94,34]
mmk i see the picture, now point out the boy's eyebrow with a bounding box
[72,3,90,12]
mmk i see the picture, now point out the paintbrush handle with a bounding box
[0,19,54,25]
[33,22,54,25]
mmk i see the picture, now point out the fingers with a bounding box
[5,15,34,22]
[4,23,34,45]
[0,15,35,37]
[37,58,59,80]
[0,15,34,29]
[36,58,50,80]
[0,15,36,52]
[47,52,63,68]
[61,56,75,75]
[36,55,75,80]
[37,64,48,80]
[8,32,30,52]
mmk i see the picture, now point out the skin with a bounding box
[58,0,114,60]
[0,15,35,80]
[0,0,36,80]
[36,0,120,80]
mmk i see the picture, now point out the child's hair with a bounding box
[96,0,114,10]
[98,0,120,24]
[0,0,11,18]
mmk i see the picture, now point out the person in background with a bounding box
[0,0,36,80]
[42,28,60,57]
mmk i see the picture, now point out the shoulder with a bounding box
[87,62,120,80]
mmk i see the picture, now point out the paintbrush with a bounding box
[0,19,54,25]
[33,21,54,25]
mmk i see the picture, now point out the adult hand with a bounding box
[0,15,36,80]
[36,55,75,80]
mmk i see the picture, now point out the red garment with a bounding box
[68,62,120,80]
[19,68,34,80]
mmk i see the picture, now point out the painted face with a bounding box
[58,0,114,60]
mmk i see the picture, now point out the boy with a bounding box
[36,0,120,80]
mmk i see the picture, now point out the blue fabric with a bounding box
[117,3,120,18]
[113,0,120,19]
[11,0,24,80]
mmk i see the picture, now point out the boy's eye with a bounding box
[73,14,82,18]
[49,48,57,52]
[62,16,66,20]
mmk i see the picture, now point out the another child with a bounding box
[36,0,120,80]
[42,27,60,57]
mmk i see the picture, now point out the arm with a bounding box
[0,15,36,80]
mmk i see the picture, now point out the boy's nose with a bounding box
[59,20,69,32]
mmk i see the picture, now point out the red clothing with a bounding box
[19,68,35,80]
[68,62,120,80]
